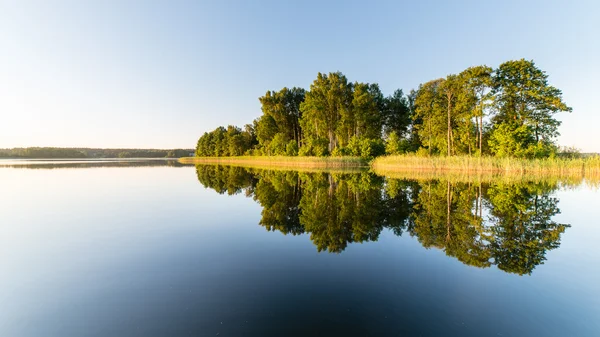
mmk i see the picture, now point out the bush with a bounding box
[299,138,329,157]
[359,138,385,159]
[298,145,312,156]
[488,123,534,158]
[285,140,299,156]
[331,146,351,157]
[268,133,287,155]
[347,136,361,156]
[385,132,402,155]
[415,147,430,157]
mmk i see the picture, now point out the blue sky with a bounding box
[1,0,598,151]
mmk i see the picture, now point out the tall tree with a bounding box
[440,75,460,156]
[350,82,383,141]
[383,89,411,138]
[460,65,493,154]
[300,72,353,155]
[258,87,306,148]
[412,79,445,155]
[490,59,571,157]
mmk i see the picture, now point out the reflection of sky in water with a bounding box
[0,164,599,337]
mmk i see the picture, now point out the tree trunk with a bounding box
[450,128,455,156]
[428,116,432,156]
[479,114,483,154]
[468,127,471,156]
[447,94,452,156]
[328,130,334,153]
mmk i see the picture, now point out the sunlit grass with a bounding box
[372,154,600,183]
[180,155,600,185]
[179,156,367,169]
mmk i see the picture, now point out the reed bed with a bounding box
[372,154,600,180]
[179,156,367,169]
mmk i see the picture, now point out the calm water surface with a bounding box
[1,160,599,336]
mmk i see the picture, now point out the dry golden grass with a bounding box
[372,154,600,182]
[180,155,600,186]
[179,156,367,169]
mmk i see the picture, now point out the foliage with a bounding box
[196,125,256,157]
[257,87,305,150]
[194,60,571,161]
[285,140,299,156]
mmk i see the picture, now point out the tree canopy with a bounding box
[196,59,571,159]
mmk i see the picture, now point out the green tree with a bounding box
[300,72,353,155]
[412,79,446,155]
[491,59,571,157]
[258,87,306,150]
[383,89,411,138]
[460,65,493,154]
[385,131,402,155]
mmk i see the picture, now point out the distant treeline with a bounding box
[0,147,193,159]
[196,59,574,159]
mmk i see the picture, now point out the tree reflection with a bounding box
[409,181,491,268]
[195,165,570,275]
[485,182,569,275]
[299,172,386,252]
[254,170,303,235]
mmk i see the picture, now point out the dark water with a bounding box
[1,160,599,337]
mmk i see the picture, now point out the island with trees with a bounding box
[186,59,599,176]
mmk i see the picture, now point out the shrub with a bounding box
[299,138,329,157]
[385,132,402,155]
[268,133,287,155]
[285,140,299,156]
[488,123,535,158]
[359,138,385,159]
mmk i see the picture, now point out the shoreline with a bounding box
[179,156,367,168]
[181,155,600,181]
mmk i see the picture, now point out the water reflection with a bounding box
[196,165,569,275]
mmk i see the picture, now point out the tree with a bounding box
[349,82,383,142]
[460,65,493,154]
[412,79,445,155]
[300,72,353,155]
[383,89,411,138]
[440,75,460,156]
[385,131,402,155]
[491,59,571,157]
[258,87,306,149]
[195,125,256,157]
[194,60,571,160]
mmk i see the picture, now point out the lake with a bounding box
[1,159,599,337]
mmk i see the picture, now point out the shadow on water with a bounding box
[196,164,570,276]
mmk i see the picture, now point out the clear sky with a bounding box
[1,0,598,151]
